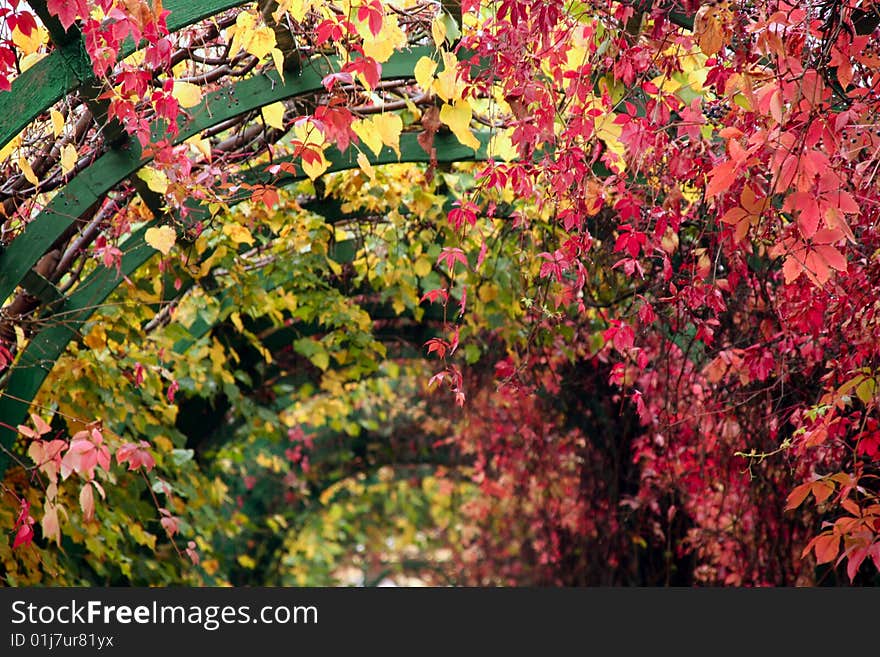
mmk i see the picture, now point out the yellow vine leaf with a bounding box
[431,14,447,48]
[488,128,517,162]
[247,26,276,60]
[50,110,65,137]
[271,47,285,81]
[351,118,383,157]
[172,80,202,108]
[414,256,432,277]
[186,135,212,160]
[373,113,403,158]
[12,25,45,56]
[60,143,77,175]
[433,51,461,102]
[440,101,481,151]
[262,102,286,130]
[362,15,406,63]
[274,0,313,22]
[301,149,329,180]
[414,56,437,94]
[145,226,177,255]
[0,134,22,163]
[18,156,38,186]
[137,166,169,194]
[357,152,376,181]
[223,223,255,245]
[227,11,256,59]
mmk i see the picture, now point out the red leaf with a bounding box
[705,159,737,198]
[47,0,83,30]
[12,523,34,549]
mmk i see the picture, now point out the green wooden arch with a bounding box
[0,130,490,473]
[0,1,479,472]
[0,0,709,474]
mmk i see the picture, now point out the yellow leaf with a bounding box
[83,324,106,351]
[439,101,480,151]
[247,26,276,60]
[12,25,44,56]
[431,15,447,48]
[199,245,227,278]
[261,101,286,130]
[14,325,25,351]
[227,11,256,59]
[223,223,255,245]
[432,51,460,102]
[271,47,285,81]
[18,157,38,186]
[488,129,517,162]
[478,283,499,303]
[20,52,46,72]
[362,16,406,64]
[172,80,202,108]
[137,166,169,194]
[275,0,313,22]
[373,113,403,158]
[145,226,177,255]
[414,256,432,277]
[50,110,65,138]
[154,435,174,452]
[351,118,383,157]
[0,134,21,163]
[60,143,77,175]
[237,554,257,569]
[357,152,376,181]
[186,135,212,160]
[414,56,437,94]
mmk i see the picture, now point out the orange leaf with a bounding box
[813,533,840,565]
[785,482,812,510]
[706,160,737,198]
[811,481,834,505]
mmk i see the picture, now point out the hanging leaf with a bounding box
[262,102,286,130]
[440,101,481,151]
[145,226,177,255]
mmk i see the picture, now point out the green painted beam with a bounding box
[0,46,435,311]
[0,0,251,149]
[0,131,489,475]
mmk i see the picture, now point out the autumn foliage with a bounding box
[1,0,880,586]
